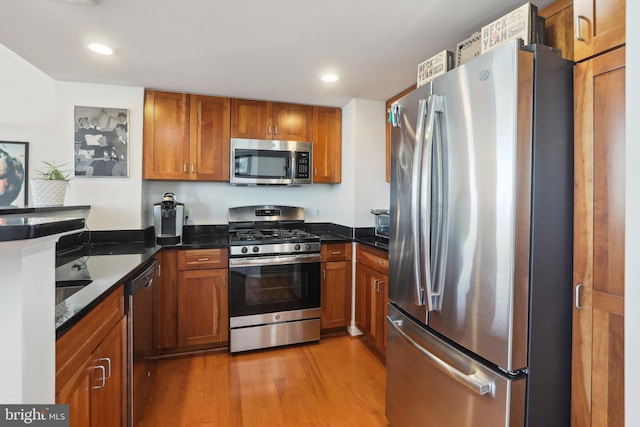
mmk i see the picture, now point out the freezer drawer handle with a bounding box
[387,316,494,396]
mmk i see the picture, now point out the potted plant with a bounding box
[31,161,71,206]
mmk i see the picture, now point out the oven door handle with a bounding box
[229,253,322,267]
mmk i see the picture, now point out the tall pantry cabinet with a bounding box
[559,0,626,425]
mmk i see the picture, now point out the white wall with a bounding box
[55,82,145,230]
[0,44,55,186]
[625,2,638,424]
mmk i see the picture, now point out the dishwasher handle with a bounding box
[126,259,158,295]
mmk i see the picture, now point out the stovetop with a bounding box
[230,228,318,244]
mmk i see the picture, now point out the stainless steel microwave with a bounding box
[230,138,313,186]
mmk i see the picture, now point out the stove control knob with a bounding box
[252,246,260,253]
[305,244,311,250]
[241,247,248,254]
[295,244,301,251]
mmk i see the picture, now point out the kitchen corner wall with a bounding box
[1,42,389,230]
[54,82,145,230]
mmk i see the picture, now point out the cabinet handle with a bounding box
[323,269,326,280]
[575,15,587,42]
[91,364,106,390]
[314,168,318,176]
[575,283,584,310]
[157,264,161,277]
[97,357,112,380]
[191,163,195,173]
[274,125,278,135]
[197,258,210,261]
[183,163,187,173]
[331,251,342,255]
[268,125,272,135]
[222,277,226,288]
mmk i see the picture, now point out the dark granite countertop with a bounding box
[0,206,89,242]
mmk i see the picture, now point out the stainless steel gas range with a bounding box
[227,205,321,353]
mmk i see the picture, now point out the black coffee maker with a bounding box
[153,192,184,245]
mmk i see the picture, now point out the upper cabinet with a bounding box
[231,99,313,142]
[143,90,230,181]
[540,0,574,61]
[312,106,342,183]
[574,0,625,61]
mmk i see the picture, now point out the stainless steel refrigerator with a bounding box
[386,40,573,427]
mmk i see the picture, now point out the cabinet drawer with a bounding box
[178,249,228,270]
[321,242,352,262]
[356,244,388,273]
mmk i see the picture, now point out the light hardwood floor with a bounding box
[139,336,388,426]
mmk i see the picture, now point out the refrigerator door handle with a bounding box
[387,315,495,396]
[411,98,429,308]
[430,95,446,311]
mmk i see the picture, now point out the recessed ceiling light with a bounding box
[321,74,339,82]
[87,43,114,55]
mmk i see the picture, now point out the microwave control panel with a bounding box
[295,152,310,179]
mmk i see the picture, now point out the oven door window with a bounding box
[229,262,320,317]
[233,149,290,179]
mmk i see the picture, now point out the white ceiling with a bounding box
[0,0,553,107]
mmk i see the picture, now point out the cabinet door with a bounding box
[574,0,625,61]
[540,0,574,61]
[177,269,229,347]
[231,99,272,139]
[573,46,625,427]
[57,355,92,427]
[272,102,313,141]
[92,317,126,427]
[312,106,342,183]
[321,260,352,329]
[155,250,178,350]
[189,95,230,181]
[143,90,190,179]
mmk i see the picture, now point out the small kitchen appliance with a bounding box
[227,205,321,353]
[153,192,184,245]
[370,209,390,239]
[230,138,312,186]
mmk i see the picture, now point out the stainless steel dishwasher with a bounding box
[125,258,158,427]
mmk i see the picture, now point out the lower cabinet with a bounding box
[177,268,229,347]
[355,244,389,359]
[155,248,229,353]
[320,242,352,330]
[56,286,126,427]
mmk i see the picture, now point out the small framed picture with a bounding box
[0,141,28,207]
[74,106,129,177]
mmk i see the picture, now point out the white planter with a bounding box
[30,180,69,206]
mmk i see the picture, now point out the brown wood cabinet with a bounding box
[312,106,342,183]
[320,242,352,330]
[56,286,126,427]
[231,99,313,141]
[573,0,625,61]
[177,249,229,348]
[355,244,389,358]
[573,46,625,427]
[540,0,574,61]
[143,90,230,181]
